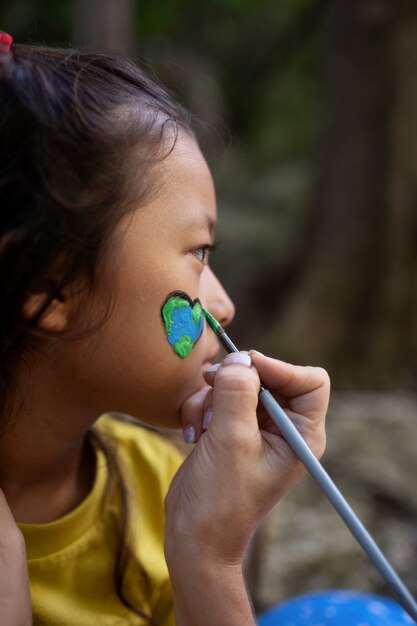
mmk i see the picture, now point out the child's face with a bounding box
[68,133,234,428]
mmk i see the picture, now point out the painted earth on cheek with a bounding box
[161,293,204,358]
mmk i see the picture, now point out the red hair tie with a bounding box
[0,32,13,52]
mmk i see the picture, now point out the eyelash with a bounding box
[191,242,219,264]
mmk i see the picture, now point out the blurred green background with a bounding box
[2,0,417,391]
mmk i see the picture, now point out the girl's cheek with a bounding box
[160,291,204,359]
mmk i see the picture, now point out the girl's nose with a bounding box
[201,267,235,327]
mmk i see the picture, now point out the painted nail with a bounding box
[250,349,264,357]
[203,363,220,374]
[183,425,196,444]
[202,408,213,430]
[222,352,252,368]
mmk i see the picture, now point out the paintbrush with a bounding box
[202,308,417,623]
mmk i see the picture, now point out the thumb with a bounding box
[210,352,260,437]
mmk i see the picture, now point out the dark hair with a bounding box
[0,43,191,414]
[0,43,191,622]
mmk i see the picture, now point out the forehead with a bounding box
[114,132,217,257]
[155,132,217,231]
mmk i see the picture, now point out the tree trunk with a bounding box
[267,0,397,387]
[367,1,417,387]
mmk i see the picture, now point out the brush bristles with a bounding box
[202,308,223,335]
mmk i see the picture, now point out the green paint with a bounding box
[203,308,222,335]
[162,295,189,335]
[173,335,194,358]
[161,292,204,358]
[192,301,203,325]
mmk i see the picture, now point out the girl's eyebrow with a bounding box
[207,215,216,236]
[186,214,216,236]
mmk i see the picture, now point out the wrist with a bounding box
[166,554,255,626]
[166,543,243,581]
[165,520,250,571]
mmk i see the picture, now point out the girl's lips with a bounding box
[202,355,221,371]
[202,348,221,371]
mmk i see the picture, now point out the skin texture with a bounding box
[0,133,330,626]
[166,351,329,626]
[0,133,233,523]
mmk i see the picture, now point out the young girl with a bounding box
[0,34,330,625]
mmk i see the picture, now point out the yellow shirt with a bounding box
[18,415,184,626]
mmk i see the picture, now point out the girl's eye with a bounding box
[191,243,219,264]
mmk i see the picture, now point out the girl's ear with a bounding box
[22,293,70,333]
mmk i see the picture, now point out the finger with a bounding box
[0,491,32,625]
[202,387,214,430]
[0,489,27,555]
[210,352,260,438]
[202,362,220,388]
[250,351,330,403]
[0,488,17,532]
[180,385,211,444]
[284,408,327,460]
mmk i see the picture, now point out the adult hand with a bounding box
[166,350,329,564]
[0,489,32,626]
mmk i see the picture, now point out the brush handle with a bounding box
[218,331,239,354]
[259,388,417,623]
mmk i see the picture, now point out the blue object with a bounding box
[168,306,203,345]
[257,590,416,625]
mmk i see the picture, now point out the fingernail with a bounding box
[183,425,196,444]
[203,363,220,374]
[202,408,213,429]
[222,352,252,367]
[250,349,264,357]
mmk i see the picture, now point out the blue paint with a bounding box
[161,292,204,358]
[167,307,203,346]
